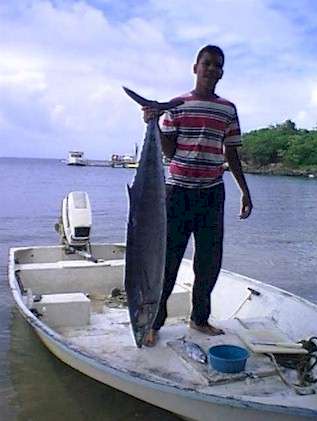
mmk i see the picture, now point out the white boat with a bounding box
[9,244,317,420]
[124,162,139,169]
[8,194,317,421]
[67,151,86,166]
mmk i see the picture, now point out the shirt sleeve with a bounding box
[159,110,178,135]
[224,105,242,146]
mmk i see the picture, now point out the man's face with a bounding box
[193,51,224,85]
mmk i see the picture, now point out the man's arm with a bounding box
[224,145,253,219]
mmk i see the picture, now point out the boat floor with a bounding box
[57,300,317,409]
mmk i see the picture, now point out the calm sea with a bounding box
[1,157,317,420]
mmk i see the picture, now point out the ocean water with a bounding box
[0,157,317,420]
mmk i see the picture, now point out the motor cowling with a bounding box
[58,191,92,248]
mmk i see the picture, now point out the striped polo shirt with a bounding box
[160,91,242,188]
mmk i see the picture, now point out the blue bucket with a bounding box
[208,344,249,373]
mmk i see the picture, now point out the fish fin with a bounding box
[127,184,132,200]
[123,86,184,111]
[123,87,152,107]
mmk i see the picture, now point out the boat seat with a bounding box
[16,259,125,296]
[16,258,124,271]
[33,292,91,327]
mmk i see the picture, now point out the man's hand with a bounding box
[240,193,253,219]
[224,145,253,219]
[142,106,162,123]
[141,106,177,158]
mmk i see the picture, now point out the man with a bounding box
[143,45,253,346]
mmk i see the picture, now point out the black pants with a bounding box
[152,183,225,330]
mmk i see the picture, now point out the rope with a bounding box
[267,353,315,395]
[297,337,317,386]
[266,337,317,395]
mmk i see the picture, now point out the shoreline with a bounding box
[241,163,317,178]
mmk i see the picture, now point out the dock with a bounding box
[85,160,112,167]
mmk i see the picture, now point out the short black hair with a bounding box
[196,45,225,65]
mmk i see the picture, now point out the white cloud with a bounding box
[311,86,317,106]
[0,0,317,158]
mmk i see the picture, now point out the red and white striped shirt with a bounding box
[160,91,241,188]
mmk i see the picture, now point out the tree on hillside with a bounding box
[277,119,296,132]
[241,128,290,166]
[283,134,317,166]
[240,121,317,168]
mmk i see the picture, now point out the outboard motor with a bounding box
[62,191,92,248]
[56,192,97,262]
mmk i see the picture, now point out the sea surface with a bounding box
[0,157,317,420]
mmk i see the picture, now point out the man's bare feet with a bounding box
[189,320,224,335]
[143,329,159,347]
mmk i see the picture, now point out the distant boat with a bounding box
[111,160,125,168]
[67,151,86,166]
[111,143,138,168]
[124,162,139,169]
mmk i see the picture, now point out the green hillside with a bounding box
[240,120,317,176]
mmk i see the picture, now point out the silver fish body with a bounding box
[123,87,183,347]
[184,341,208,364]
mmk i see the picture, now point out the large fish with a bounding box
[123,87,183,348]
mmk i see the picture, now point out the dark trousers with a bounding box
[152,183,225,330]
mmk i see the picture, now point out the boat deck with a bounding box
[57,301,316,406]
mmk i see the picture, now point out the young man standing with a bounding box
[143,45,253,346]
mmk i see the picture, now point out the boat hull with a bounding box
[32,322,311,421]
[8,244,317,421]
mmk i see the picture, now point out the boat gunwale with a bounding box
[220,269,317,313]
[11,244,317,312]
[8,245,317,419]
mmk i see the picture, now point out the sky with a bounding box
[1,0,317,159]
